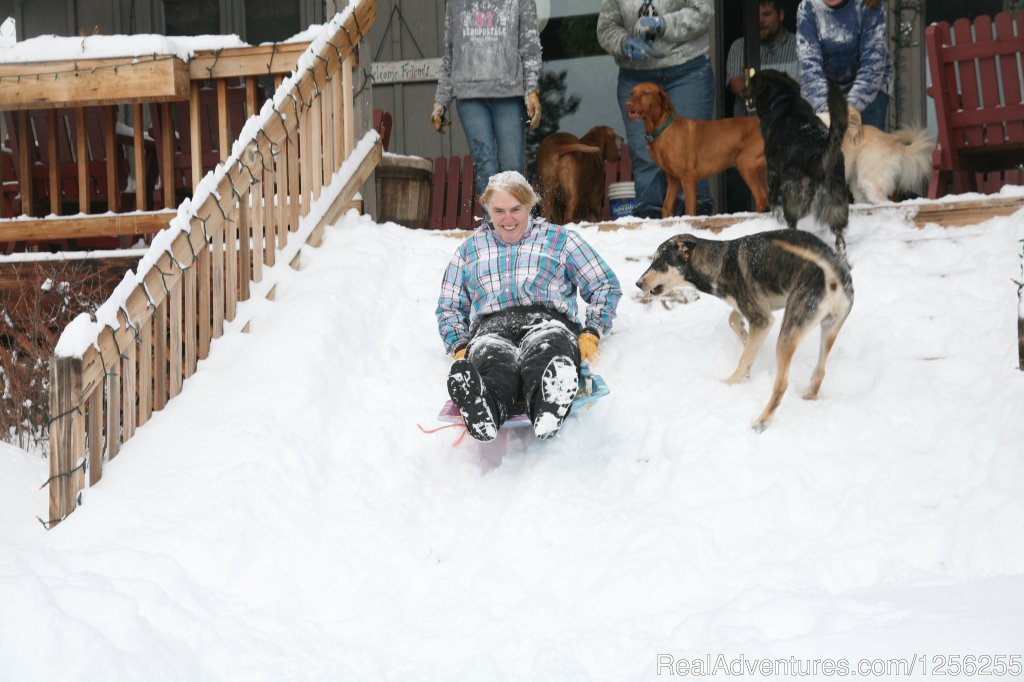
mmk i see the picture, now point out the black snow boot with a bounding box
[447,359,498,442]
[531,355,579,440]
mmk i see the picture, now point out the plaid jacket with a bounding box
[436,219,622,354]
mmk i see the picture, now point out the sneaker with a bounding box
[447,359,498,442]
[532,355,579,440]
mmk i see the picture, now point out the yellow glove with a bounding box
[431,101,446,133]
[525,90,542,130]
[578,331,599,365]
[453,347,466,360]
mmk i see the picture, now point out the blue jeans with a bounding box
[455,97,527,199]
[859,91,889,131]
[617,57,714,216]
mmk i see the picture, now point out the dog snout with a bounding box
[636,271,662,295]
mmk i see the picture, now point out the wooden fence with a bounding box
[43,0,380,527]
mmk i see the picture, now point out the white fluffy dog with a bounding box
[819,107,936,204]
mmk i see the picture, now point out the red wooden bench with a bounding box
[429,154,481,230]
[926,11,1024,198]
[601,142,633,220]
[427,143,633,229]
[373,108,393,151]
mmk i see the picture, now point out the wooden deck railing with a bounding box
[43,0,380,527]
[0,34,333,248]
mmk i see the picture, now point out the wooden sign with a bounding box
[371,58,442,84]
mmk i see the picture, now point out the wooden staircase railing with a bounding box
[43,0,380,527]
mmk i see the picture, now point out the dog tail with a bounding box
[772,239,846,295]
[823,81,848,175]
[891,127,937,195]
[557,143,603,157]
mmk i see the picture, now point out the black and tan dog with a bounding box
[636,229,854,431]
[743,69,849,260]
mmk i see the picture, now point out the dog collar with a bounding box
[645,112,676,145]
[763,91,794,114]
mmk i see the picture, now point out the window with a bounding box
[163,0,221,36]
[245,0,301,44]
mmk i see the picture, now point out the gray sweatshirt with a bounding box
[434,0,543,106]
[597,0,712,70]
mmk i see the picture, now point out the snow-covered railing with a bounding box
[0,26,327,243]
[43,0,380,527]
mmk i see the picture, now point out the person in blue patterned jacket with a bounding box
[436,171,622,443]
[796,0,894,130]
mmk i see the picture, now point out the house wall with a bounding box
[0,0,321,41]
[0,0,932,170]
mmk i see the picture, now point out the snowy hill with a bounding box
[2,201,1024,680]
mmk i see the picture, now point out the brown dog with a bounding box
[538,125,622,224]
[625,82,768,217]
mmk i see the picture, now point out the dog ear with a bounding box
[675,237,698,261]
[658,88,671,113]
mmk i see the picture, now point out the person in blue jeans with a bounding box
[796,0,894,131]
[597,0,715,218]
[432,0,543,201]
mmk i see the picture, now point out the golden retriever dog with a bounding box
[819,106,936,204]
[625,81,768,217]
[537,125,622,224]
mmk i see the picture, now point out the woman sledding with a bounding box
[435,171,622,442]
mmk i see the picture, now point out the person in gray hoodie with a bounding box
[432,0,543,201]
[597,0,715,218]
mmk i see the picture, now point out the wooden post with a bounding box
[250,150,265,282]
[104,335,121,462]
[211,210,225,339]
[217,78,230,163]
[138,316,153,425]
[183,263,198,378]
[225,196,238,322]
[198,241,212,359]
[86,383,103,487]
[48,356,85,526]
[168,274,183,393]
[190,83,203,190]
[105,106,118,212]
[133,103,147,211]
[120,319,137,441]
[47,110,60,216]
[160,102,175,209]
[154,297,168,410]
[75,107,89,215]
[16,111,34,216]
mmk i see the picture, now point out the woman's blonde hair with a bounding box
[479,170,539,209]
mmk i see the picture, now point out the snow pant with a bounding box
[465,305,581,429]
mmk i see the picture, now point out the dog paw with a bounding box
[751,418,770,433]
[802,389,819,401]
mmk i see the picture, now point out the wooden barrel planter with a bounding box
[375,153,433,229]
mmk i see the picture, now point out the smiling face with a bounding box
[486,190,531,244]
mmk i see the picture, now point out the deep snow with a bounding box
[2,196,1024,680]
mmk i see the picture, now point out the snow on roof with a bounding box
[0,20,333,64]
